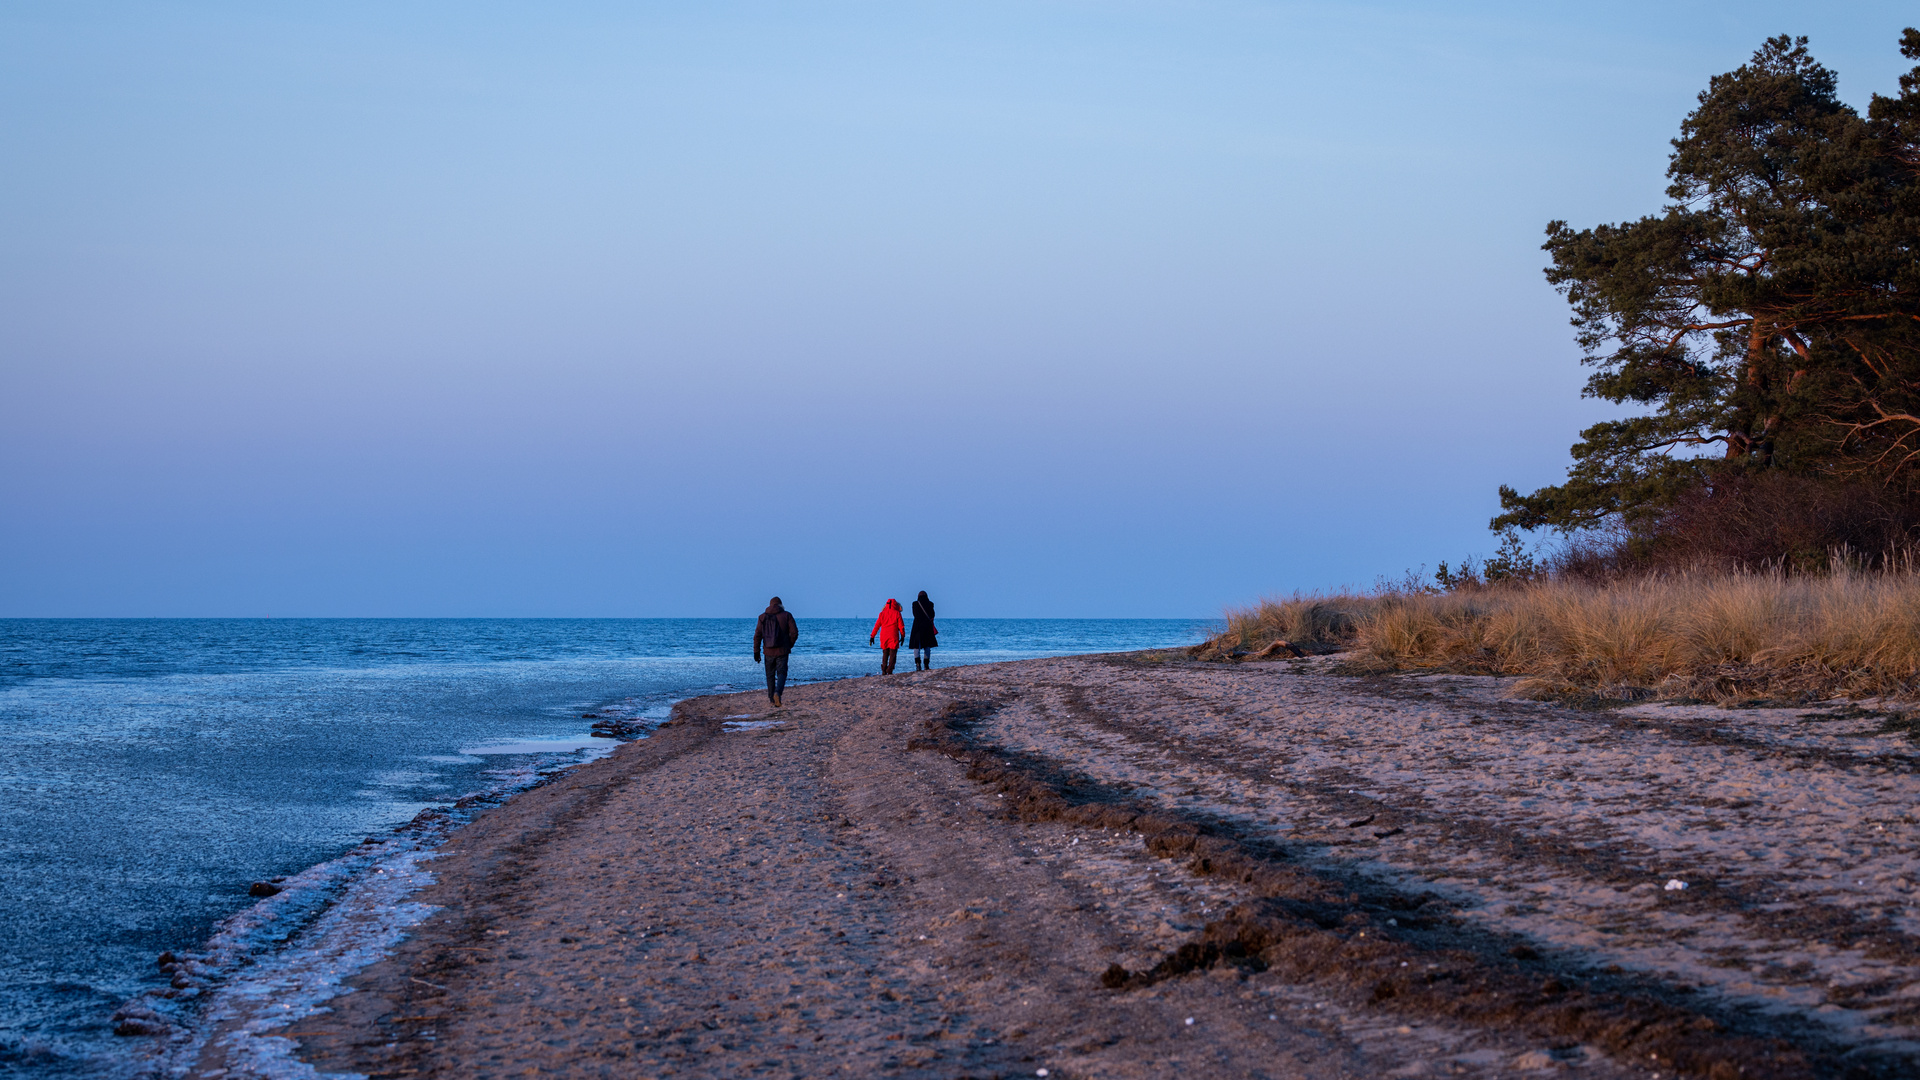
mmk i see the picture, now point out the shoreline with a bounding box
[129,653,1920,1077]
[3,625,1211,1078]
[85,658,1116,1077]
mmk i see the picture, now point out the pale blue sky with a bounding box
[3,2,1914,617]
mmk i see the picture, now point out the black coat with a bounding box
[754,606,799,657]
[909,598,937,649]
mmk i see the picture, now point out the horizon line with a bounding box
[0,614,1223,622]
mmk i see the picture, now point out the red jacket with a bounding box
[870,599,905,649]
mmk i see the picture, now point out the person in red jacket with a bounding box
[868,598,906,675]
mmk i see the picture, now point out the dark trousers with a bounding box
[880,647,898,674]
[763,653,789,701]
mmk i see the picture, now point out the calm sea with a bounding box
[0,617,1209,1076]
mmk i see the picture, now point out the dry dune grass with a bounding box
[1197,573,1920,703]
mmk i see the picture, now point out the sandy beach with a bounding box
[175,653,1920,1078]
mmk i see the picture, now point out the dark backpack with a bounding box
[763,611,794,651]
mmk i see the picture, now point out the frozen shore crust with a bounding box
[108,751,612,1080]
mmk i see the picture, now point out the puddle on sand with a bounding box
[723,719,788,733]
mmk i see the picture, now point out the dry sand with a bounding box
[189,653,1920,1078]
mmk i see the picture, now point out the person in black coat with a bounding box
[909,591,937,671]
[753,597,800,706]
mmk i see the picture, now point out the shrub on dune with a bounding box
[1201,569,1920,704]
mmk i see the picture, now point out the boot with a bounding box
[773,693,782,708]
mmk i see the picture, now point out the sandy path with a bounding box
[255,667,1597,1079]
[190,653,1920,1078]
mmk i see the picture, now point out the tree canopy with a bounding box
[1496,30,1920,536]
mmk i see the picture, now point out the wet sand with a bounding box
[198,654,1920,1078]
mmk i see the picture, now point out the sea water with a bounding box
[0,618,1209,1076]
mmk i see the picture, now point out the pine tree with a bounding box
[1497,32,1920,535]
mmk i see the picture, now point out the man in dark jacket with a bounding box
[753,597,800,707]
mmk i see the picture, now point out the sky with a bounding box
[2,1,1916,618]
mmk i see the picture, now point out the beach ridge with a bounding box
[175,654,1920,1078]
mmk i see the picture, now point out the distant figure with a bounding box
[753,597,800,707]
[910,591,937,671]
[869,598,906,675]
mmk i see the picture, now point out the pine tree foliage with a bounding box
[1498,31,1920,533]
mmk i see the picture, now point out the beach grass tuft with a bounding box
[1197,570,1920,703]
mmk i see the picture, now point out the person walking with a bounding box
[869,598,906,675]
[753,596,800,707]
[909,590,937,671]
